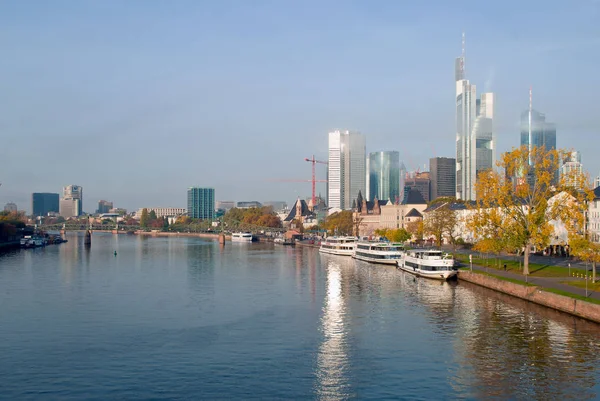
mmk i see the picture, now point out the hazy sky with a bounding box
[1,0,599,213]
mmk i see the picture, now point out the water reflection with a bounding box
[315,257,351,400]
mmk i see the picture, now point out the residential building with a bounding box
[3,202,17,212]
[62,185,83,216]
[188,187,215,219]
[560,151,584,189]
[327,130,366,211]
[367,151,400,203]
[404,172,431,203]
[97,200,113,214]
[109,208,127,215]
[430,157,456,200]
[135,207,187,219]
[590,187,600,243]
[237,201,262,209]
[216,201,235,211]
[32,193,60,217]
[455,35,495,201]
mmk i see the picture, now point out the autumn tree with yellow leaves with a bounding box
[469,145,592,275]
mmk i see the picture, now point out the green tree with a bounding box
[140,208,149,228]
[570,237,600,282]
[149,210,158,221]
[470,145,592,275]
[423,204,458,247]
[375,228,412,243]
[319,211,353,236]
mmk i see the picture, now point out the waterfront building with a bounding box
[237,201,262,209]
[590,187,600,243]
[188,187,215,220]
[263,201,287,211]
[404,172,431,203]
[430,157,456,200]
[328,130,366,211]
[560,151,584,189]
[97,200,113,214]
[62,185,83,216]
[3,202,17,212]
[353,193,428,237]
[367,151,400,203]
[455,35,495,200]
[135,207,187,219]
[31,193,60,217]
[216,201,235,211]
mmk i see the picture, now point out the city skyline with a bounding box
[1,1,599,211]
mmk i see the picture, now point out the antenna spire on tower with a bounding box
[461,32,466,75]
[528,86,533,164]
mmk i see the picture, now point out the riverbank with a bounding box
[134,231,228,240]
[459,268,600,324]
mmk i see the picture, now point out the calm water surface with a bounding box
[1,233,600,400]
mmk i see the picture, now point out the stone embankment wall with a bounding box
[459,271,600,324]
[135,231,228,240]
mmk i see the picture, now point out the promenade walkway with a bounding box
[465,262,600,301]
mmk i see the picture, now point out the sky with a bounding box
[1,0,599,213]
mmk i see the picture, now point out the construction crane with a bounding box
[305,155,328,206]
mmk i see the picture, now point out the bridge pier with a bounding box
[84,230,92,246]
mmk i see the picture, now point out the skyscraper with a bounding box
[32,193,60,216]
[430,157,456,200]
[327,130,366,210]
[560,151,583,189]
[520,101,556,152]
[187,187,215,219]
[367,151,400,202]
[61,185,83,216]
[97,200,113,214]
[455,34,495,200]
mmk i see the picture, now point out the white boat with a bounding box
[398,249,457,280]
[319,236,357,256]
[231,232,253,242]
[352,241,405,265]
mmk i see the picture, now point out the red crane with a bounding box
[305,155,328,206]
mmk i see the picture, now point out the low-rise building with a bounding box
[589,187,600,243]
[135,207,187,219]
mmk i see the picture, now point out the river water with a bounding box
[1,233,600,400]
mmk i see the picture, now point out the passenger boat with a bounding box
[398,249,457,280]
[20,235,47,248]
[231,232,253,242]
[318,236,357,256]
[352,241,404,265]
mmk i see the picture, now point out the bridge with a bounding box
[36,223,288,235]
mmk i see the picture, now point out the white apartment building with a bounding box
[135,207,187,219]
[589,188,600,243]
[327,130,366,211]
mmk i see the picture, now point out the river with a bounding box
[1,233,600,400]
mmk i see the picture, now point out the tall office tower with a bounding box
[430,157,457,200]
[327,130,366,210]
[399,162,407,204]
[62,185,83,216]
[520,92,556,152]
[560,151,584,189]
[32,193,60,216]
[97,200,113,214]
[455,34,495,200]
[187,187,215,219]
[367,151,400,202]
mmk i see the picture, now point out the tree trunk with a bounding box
[523,243,530,276]
[593,261,596,283]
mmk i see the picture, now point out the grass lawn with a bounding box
[560,280,600,292]
[455,254,568,278]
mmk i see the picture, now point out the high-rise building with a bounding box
[560,151,584,189]
[430,157,456,200]
[455,35,495,200]
[367,151,400,202]
[31,193,60,216]
[327,130,366,210]
[97,200,113,214]
[187,187,215,219]
[3,202,17,212]
[62,185,83,216]
[404,172,431,203]
[520,106,556,152]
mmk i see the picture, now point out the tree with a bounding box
[470,145,592,275]
[140,208,149,228]
[375,228,412,243]
[406,220,424,243]
[570,237,600,282]
[319,211,354,236]
[423,204,458,247]
[149,210,158,221]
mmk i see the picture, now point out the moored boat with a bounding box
[231,232,253,242]
[318,236,357,256]
[398,249,457,280]
[352,241,404,265]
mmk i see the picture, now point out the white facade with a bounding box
[590,191,600,243]
[560,151,584,189]
[455,39,494,201]
[327,130,366,211]
[62,184,83,216]
[135,207,187,219]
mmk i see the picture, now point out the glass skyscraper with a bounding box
[187,187,215,219]
[32,193,59,217]
[367,151,400,202]
[520,109,556,151]
[455,36,495,201]
[327,130,366,210]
